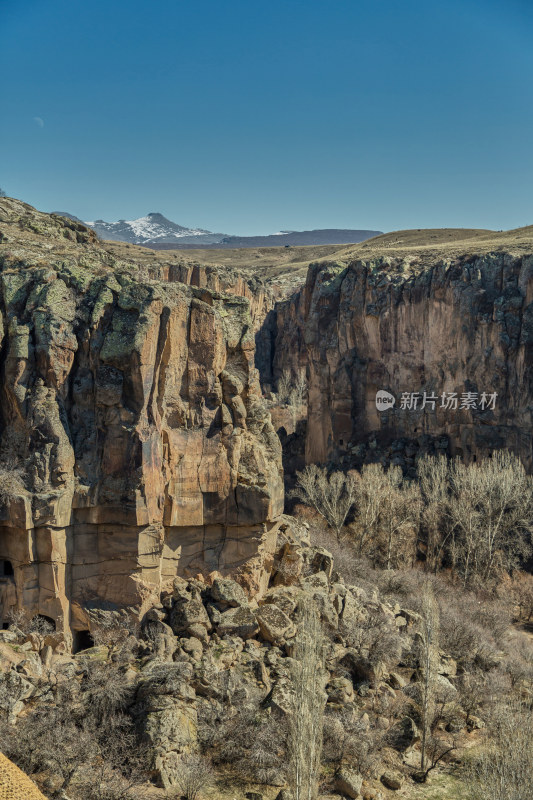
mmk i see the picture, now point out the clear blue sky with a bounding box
[1,0,532,234]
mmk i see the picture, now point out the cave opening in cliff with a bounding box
[0,559,14,577]
[72,629,94,654]
[30,615,56,634]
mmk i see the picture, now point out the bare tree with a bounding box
[378,466,421,571]
[349,463,389,556]
[288,595,326,800]
[0,187,6,198]
[417,454,450,571]
[449,451,533,587]
[345,464,421,568]
[277,369,293,405]
[418,581,440,778]
[276,369,307,427]
[292,464,357,539]
[291,370,307,409]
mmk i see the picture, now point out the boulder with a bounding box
[217,606,259,639]
[326,676,355,704]
[388,671,407,689]
[169,594,212,637]
[211,577,249,608]
[262,586,299,616]
[380,771,403,790]
[340,650,384,685]
[439,653,457,677]
[390,716,420,751]
[255,604,295,645]
[335,767,363,798]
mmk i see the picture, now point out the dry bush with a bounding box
[322,707,384,777]
[276,369,307,408]
[456,669,490,727]
[5,609,55,636]
[79,659,135,723]
[0,684,150,800]
[170,753,215,800]
[341,605,403,669]
[276,369,293,404]
[199,688,288,785]
[504,571,533,621]
[467,699,533,800]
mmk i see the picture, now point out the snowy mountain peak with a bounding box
[83,214,228,246]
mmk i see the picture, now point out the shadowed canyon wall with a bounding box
[272,254,533,470]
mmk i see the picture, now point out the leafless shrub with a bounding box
[5,609,55,636]
[170,753,215,800]
[322,707,384,777]
[456,670,489,727]
[466,699,533,800]
[504,571,533,621]
[341,605,403,668]
[80,660,134,724]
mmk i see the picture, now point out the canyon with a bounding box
[1,197,533,649]
[0,199,283,647]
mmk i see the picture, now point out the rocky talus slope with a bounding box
[0,519,469,798]
[271,249,533,471]
[0,199,283,645]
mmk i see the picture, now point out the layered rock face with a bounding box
[273,254,533,469]
[0,201,283,643]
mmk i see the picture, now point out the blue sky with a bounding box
[1,0,532,234]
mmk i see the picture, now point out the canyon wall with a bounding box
[273,254,533,471]
[0,201,283,644]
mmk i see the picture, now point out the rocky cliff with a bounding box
[271,248,533,472]
[0,200,283,645]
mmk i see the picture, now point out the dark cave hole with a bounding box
[72,629,94,654]
[0,560,14,577]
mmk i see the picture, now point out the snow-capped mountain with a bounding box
[56,210,382,249]
[83,213,229,246]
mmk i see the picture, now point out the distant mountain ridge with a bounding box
[218,228,383,248]
[53,210,382,249]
